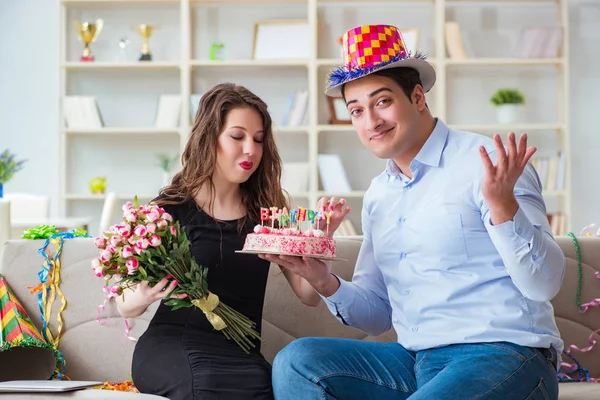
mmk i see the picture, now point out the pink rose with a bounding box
[146,208,161,223]
[100,250,112,264]
[146,223,157,234]
[119,224,132,237]
[110,235,121,247]
[94,237,106,248]
[126,258,139,275]
[94,266,104,277]
[136,238,149,250]
[170,226,177,236]
[125,210,138,223]
[106,244,117,254]
[91,258,101,269]
[120,245,133,259]
[149,234,161,247]
[162,212,173,222]
[133,225,148,237]
[122,201,133,213]
[157,220,168,229]
[128,236,137,245]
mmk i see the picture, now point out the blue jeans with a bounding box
[272,338,558,400]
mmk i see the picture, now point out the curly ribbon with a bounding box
[559,352,598,383]
[96,283,138,342]
[192,292,227,331]
[21,224,59,240]
[565,328,600,355]
[26,229,91,380]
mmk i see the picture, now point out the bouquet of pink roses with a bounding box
[92,196,261,353]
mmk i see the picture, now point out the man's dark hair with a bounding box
[341,67,423,103]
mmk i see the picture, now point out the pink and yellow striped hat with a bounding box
[325,24,436,97]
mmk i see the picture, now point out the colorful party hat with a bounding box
[0,273,63,381]
[325,24,436,97]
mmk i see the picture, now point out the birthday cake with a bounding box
[240,206,337,259]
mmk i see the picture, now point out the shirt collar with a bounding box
[385,118,449,177]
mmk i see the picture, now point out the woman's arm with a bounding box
[279,265,322,307]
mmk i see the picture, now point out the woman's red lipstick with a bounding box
[239,161,253,170]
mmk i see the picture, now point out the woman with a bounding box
[115,83,347,400]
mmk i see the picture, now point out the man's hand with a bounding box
[479,132,536,225]
[259,253,340,297]
[315,196,351,238]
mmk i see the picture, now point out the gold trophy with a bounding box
[135,24,157,61]
[74,19,103,62]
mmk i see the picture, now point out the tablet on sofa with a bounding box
[0,380,103,393]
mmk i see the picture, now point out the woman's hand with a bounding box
[114,275,188,318]
[315,196,351,237]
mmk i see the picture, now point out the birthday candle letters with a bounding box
[260,205,333,233]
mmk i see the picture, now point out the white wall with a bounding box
[0,0,59,216]
[0,0,598,232]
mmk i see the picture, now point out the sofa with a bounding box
[0,236,598,399]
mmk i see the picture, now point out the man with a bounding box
[263,24,564,399]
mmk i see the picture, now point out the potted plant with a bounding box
[157,153,179,187]
[490,89,525,124]
[0,149,27,198]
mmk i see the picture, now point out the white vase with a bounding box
[496,104,522,124]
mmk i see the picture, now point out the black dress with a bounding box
[131,199,274,400]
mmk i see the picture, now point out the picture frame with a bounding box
[252,20,310,60]
[327,96,351,125]
[400,28,420,54]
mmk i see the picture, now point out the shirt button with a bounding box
[532,254,539,261]
[400,253,406,260]
[398,217,406,223]
[412,327,419,332]
[403,289,410,295]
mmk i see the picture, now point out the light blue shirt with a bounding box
[323,118,565,360]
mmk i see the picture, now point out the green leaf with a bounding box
[138,266,148,279]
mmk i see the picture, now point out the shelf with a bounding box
[318,0,432,3]
[274,126,310,134]
[543,190,567,197]
[317,125,353,132]
[191,60,309,68]
[446,0,556,3]
[192,0,306,3]
[445,58,563,67]
[64,128,181,135]
[62,62,180,70]
[451,124,564,132]
[65,194,158,200]
[317,191,366,198]
[61,0,179,5]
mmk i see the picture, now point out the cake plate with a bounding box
[235,250,346,262]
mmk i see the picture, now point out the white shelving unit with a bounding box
[58,0,570,235]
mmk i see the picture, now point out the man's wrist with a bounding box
[488,196,519,226]
[310,273,340,298]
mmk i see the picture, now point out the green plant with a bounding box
[0,149,26,184]
[490,89,525,107]
[156,153,179,173]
